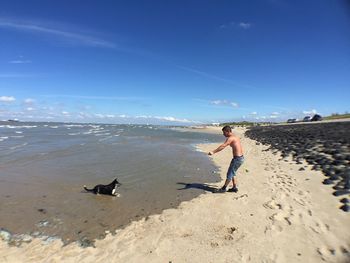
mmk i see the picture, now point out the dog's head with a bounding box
[113,178,122,186]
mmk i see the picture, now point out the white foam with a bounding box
[0,136,9,142]
[50,126,58,129]
[15,131,23,134]
[10,142,28,150]
[5,125,37,129]
[1,125,36,129]
[86,129,108,136]
[99,136,113,142]
[88,125,103,129]
[95,133,111,137]
[68,133,81,136]
[64,124,85,128]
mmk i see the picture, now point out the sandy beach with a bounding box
[1,126,349,263]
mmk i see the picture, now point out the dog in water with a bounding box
[84,178,121,196]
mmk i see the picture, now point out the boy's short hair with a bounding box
[222,125,232,132]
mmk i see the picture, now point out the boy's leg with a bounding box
[215,179,230,193]
[221,159,235,190]
[228,157,244,192]
[222,179,231,189]
[229,177,238,192]
[231,177,237,188]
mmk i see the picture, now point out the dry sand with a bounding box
[1,127,349,262]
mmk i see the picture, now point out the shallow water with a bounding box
[0,122,222,245]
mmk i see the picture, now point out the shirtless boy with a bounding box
[208,125,244,193]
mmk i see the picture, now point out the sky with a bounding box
[0,0,349,125]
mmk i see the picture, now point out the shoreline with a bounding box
[1,126,349,262]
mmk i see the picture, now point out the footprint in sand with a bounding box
[263,200,282,210]
[317,246,337,261]
[309,220,330,234]
[293,198,306,206]
[210,241,219,248]
[265,224,283,233]
[224,226,237,241]
[266,199,295,232]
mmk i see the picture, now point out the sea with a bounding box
[0,121,222,245]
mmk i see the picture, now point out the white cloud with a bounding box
[9,60,32,64]
[0,96,16,102]
[77,112,91,119]
[271,112,280,115]
[136,115,201,124]
[154,116,191,123]
[0,19,115,48]
[94,113,105,118]
[1,98,202,124]
[238,22,252,29]
[303,109,317,115]
[251,111,258,115]
[220,22,235,29]
[78,113,197,123]
[210,99,239,108]
[24,98,35,104]
[211,100,222,105]
[220,21,252,30]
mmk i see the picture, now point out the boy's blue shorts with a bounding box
[226,156,244,180]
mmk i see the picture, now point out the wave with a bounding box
[9,142,28,150]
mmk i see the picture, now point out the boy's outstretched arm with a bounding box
[208,139,230,155]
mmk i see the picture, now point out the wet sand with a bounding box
[0,146,220,246]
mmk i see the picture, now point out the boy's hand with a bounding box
[208,151,213,155]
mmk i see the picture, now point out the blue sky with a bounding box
[0,0,349,125]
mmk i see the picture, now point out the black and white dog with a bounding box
[84,178,121,196]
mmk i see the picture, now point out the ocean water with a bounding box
[0,122,222,244]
